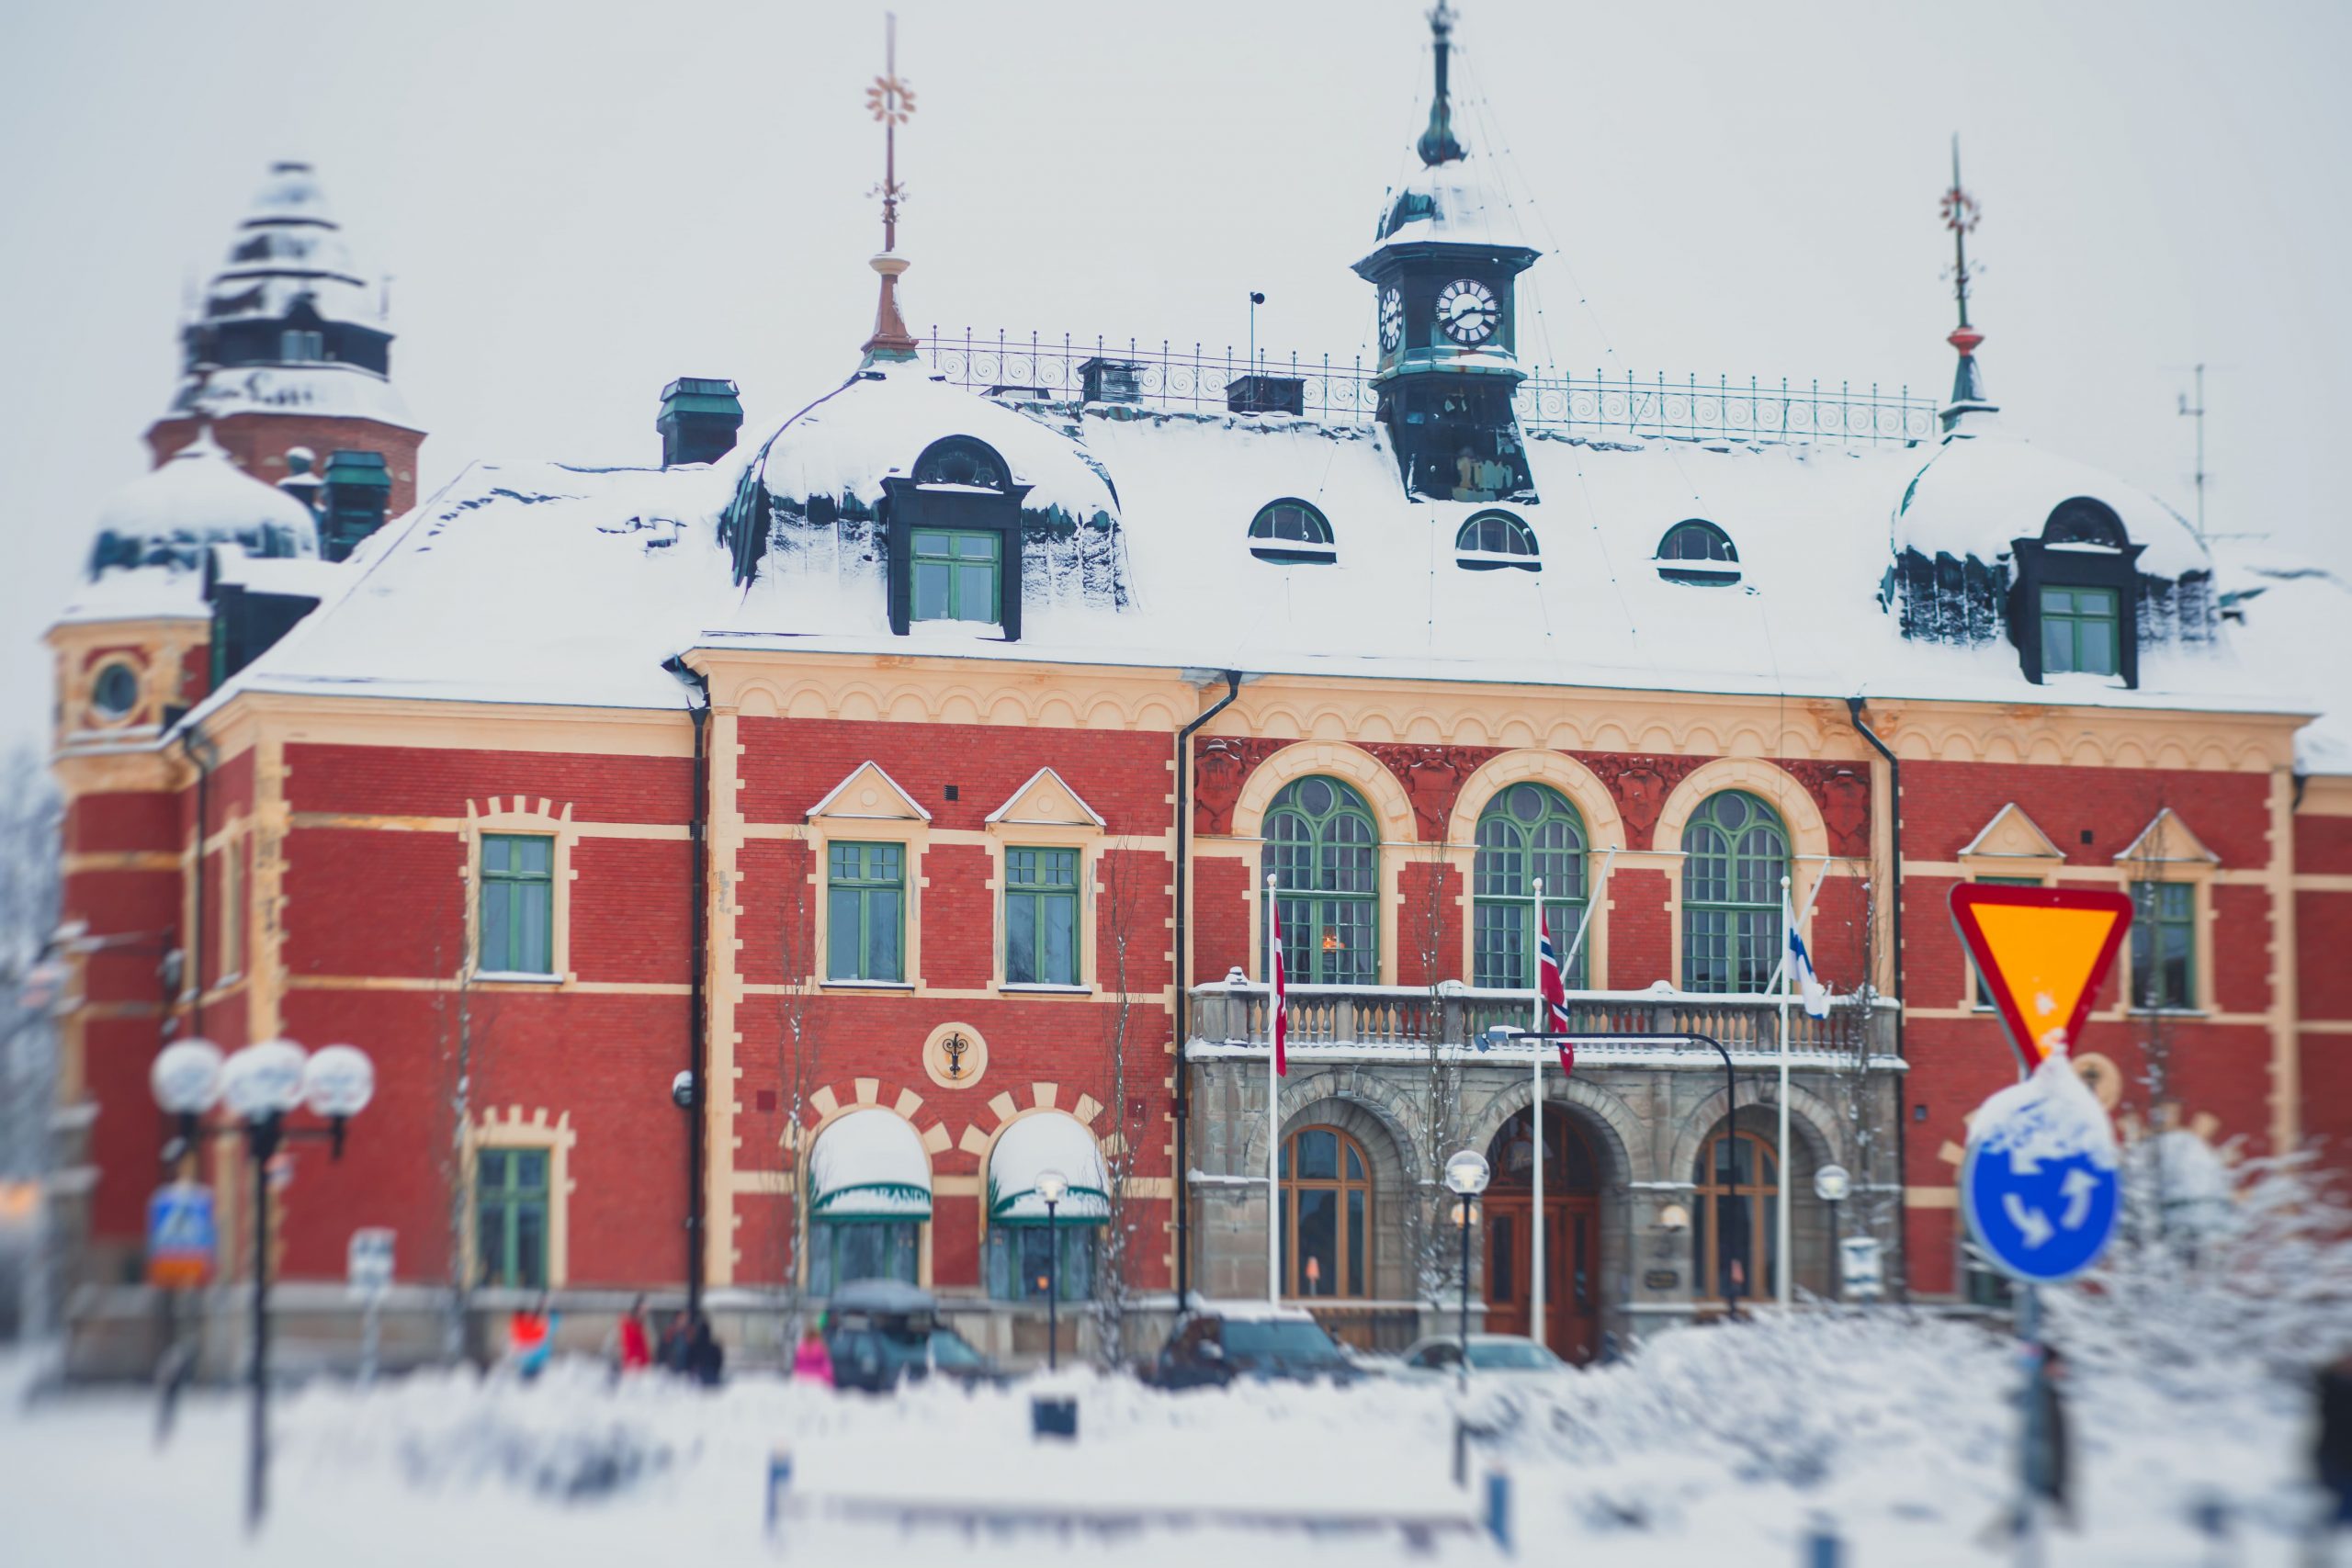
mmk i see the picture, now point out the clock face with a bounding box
[1378,286,1403,352]
[1436,277,1499,346]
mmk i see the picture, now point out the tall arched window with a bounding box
[1266,776,1378,984]
[1692,1127,1779,1302]
[1473,784,1588,988]
[1280,1125,1373,1298]
[1682,789,1786,993]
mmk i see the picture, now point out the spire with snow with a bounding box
[859,17,921,363]
[1939,138,1998,432]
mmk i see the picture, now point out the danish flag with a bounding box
[1538,908,1576,1077]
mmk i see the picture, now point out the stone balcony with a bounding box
[1185,976,1899,1070]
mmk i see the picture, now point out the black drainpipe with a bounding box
[177,728,212,1043]
[1171,671,1242,1312]
[672,660,713,1316]
[1845,696,1908,1302]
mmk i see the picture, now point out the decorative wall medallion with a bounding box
[922,1021,989,1090]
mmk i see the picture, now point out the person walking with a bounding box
[507,1293,557,1382]
[684,1312,726,1388]
[616,1295,652,1373]
[792,1321,835,1388]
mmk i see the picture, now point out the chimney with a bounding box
[658,378,744,468]
[319,449,391,561]
[1225,374,1305,417]
[278,445,324,515]
[1079,357,1143,406]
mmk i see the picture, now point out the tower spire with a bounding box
[1939,136,1994,423]
[1416,1,1465,166]
[860,14,920,362]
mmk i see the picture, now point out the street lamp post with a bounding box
[1442,1149,1490,1392]
[1035,1168,1068,1373]
[151,1037,375,1531]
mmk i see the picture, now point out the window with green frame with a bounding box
[1681,791,1786,994]
[479,834,554,974]
[810,1221,920,1292]
[987,1224,1096,1302]
[828,841,905,982]
[911,529,1002,624]
[1265,776,1377,984]
[2131,880,2195,1010]
[1473,783,1588,989]
[2041,585,2120,677]
[1006,846,1080,986]
[475,1146,548,1289]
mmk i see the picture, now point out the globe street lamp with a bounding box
[1035,1168,1069,1372]
[150,1036,374,1530]
[1443,1149,1490,1390]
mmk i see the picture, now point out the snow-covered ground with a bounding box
[0,1312,2330,1567]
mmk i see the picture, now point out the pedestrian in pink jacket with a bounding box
[792,1323,834,1387]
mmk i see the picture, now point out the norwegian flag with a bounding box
[1270,892,1289,1077]
[1538,908,1576,1077]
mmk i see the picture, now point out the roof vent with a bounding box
[1226,374,1304,417]
[1079,357,1143,405]
[657,377,744,468]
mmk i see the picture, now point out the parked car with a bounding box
[1144,1303,1363,1389]
[1393,1333,1570,1382]
[823,1279,1001,1393]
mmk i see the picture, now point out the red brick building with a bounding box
[45,15,2352,1369]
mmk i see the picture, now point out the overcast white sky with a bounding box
[3,0,2346,750]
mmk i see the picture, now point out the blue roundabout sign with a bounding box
[1960,1052,2123,1285]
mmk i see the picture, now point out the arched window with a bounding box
[1280,1125,1373,1298]
[1681,790,1786,993]
[1249,499,1337,564]
[1656,519,1740,585]
[911,435,1011,491]
[1692,1127,1779,1303]
[1473,784,1588,988]
[1454,510,1539,571]
[1266,776,1378,984]
[2041,496,2126,548]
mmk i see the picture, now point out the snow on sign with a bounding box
[1961,1046,2123,1284]
[1950,884,2132,1066]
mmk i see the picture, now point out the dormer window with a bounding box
[2010,495,2146,687]
[1249,499,1336,564]
[884,436,1031,639]
[279,329,322,362]
[1657,520,1739,585]
[1454,511,1537,571]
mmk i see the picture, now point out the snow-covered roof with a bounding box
[167,363,413,430]
[189,363,2318,731]
[808,1109,933,1220]
[199,162,383,331]
[1362,150,1533,262]
[987,1113,1110,1224]
[66,433,319,622]
[1894,417,2209,579]
[2209,537,2352,773]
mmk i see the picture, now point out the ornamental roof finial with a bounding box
[860,13,921,362]
[1416,1,1466,167]
[1940,135,1992,416]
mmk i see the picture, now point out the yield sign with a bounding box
[1950,884,2132,1066]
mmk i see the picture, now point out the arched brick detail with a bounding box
[1228,740,1419,848]
[1667,1078,1849,1182]
[1461,1074,1647,1191]
[1442,749,1630,852]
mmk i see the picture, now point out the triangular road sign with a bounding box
[1951,884,2133,1066]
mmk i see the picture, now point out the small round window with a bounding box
[1656,520,1740,585]
[911,435,1010,491]
[92,661,140,720]
[1455,511,1538,571]
[1249,499,1336,564]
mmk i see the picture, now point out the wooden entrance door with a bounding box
[1480,1108,1604,1364]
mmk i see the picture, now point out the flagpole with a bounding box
[1266,873,1281,1308]
[1530,876,1546,1354]
[1777,873,1794,1312]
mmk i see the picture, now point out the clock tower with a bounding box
[1352,3,1542,503]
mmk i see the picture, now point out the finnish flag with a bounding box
[1785,923,1832,1020]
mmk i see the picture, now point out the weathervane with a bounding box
[860,14,921,359]
[1940,136,1991,415]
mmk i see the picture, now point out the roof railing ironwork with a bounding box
[922,326,1938,446]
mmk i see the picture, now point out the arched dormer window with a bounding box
[1657,520,1740,585]
[1454,511,1538,571]
[2012,494,2145,688]
[1249,499,1337,564]
[2041,497,2126,549]
[911,435,1011,491]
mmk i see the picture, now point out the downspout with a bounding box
[1845,696,1908,1302]
[1171,671,1243,1312]
[176,727,214,1043]
[673,660,713,1317]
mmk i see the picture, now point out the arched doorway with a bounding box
[1481,1106,1602,1362]
[1693,1126,1780,1304]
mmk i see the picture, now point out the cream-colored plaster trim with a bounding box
[985,766,1106,829]
[807,762,930,991]
[468,1106,579,1288]
[2299,775,2352,816]
[967,1104,1115,1260]
[288,811,691,841]
[1227,740,1420,984]
[2113,814,2221,1017]
[795,1099,939,1290]
[2267,769,2301,1152]
[2116,807,2221,869]
[704,707,742,1285]
[247,737,290,1039]
[808,760,933,823]
[1905,1186,1959,1210]
[1958,803,2067,866]
[461,797,580,984]
[982,812,1105,991]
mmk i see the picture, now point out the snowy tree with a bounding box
[1087,839,1149,1366]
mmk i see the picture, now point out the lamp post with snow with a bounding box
[150,1036,375,1531]
[1443,1149,1490,1391]
[1035,1167,1068,1372]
